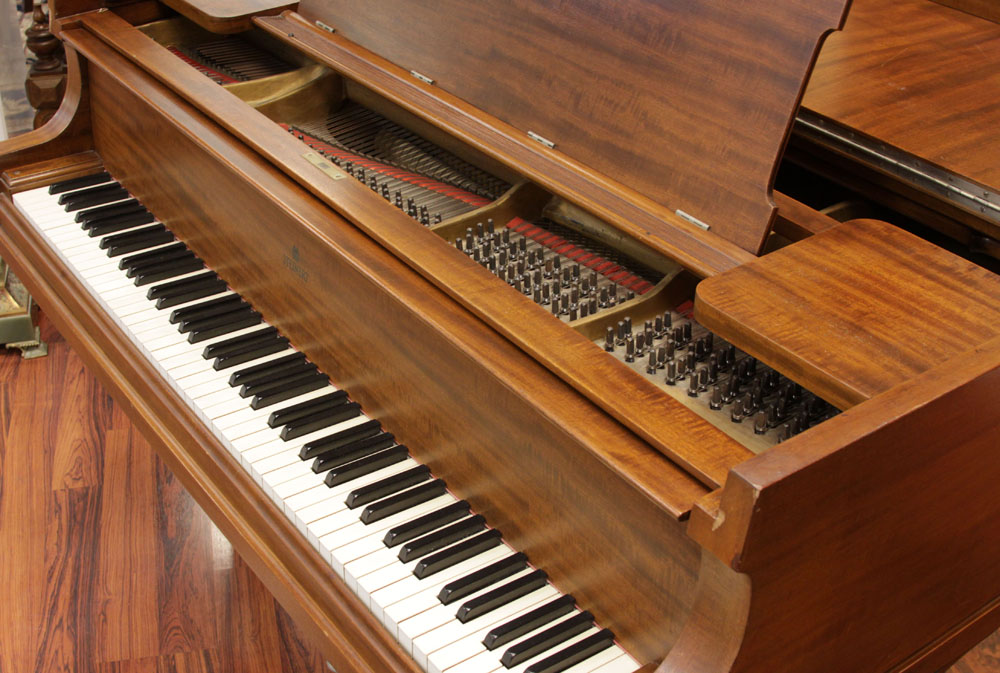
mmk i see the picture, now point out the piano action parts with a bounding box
[1,1,998,673]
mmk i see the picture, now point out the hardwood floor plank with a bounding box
[0,396,58,673]
[50,353,109,490]
[154,458,222,656]
[93,423,162,663]
[0,311,326,672]
[36,485,102,672]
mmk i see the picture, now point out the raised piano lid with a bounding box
[294,0,851,256]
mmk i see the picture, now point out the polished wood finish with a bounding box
[258,13,756,278]
[158,0,297,33]
[72,9,754,488]
[5,3,1000,672]
[802,0,1000,212]
[296,0,849,254]
[0,313,323,672]
[930,0,1000,23]
[695,218,1000,409]
[0,35,717,666]
[684,336,1000,673]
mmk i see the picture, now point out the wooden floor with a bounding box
[0,310,997,672]
[0,312,324,672]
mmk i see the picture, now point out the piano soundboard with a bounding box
[13,170,642,673]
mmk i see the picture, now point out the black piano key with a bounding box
[438,553,528,606]
[78,198,142,223]
[133,256,204,286]
[501,612,594,668]
[230,352,309,387]
[108,231,177,257]
[456,569,548,624]
[212,338,289,370]
[523,629,616,673]
[238,362,318,397]
[86,210,155,236]
[182,304,261,336]
[383,500,470,548]
[249,371,328,409]
[169,293,244,324]
[280,402,360,441]
[299,419,382,461]
[120,241,187,270]
[345,464,430,509]
[61,184,129,211]
[311,431,395,472]
[202,326,279,358]
[323,444,409,488]
[484,595,578,651]
[267,390,349,428]
[126,247,196,277]
[98,222,166,247]
[187,308,263,344]
[398,514,486,563]
[360,477,449,525]
[413,529,504,580]
[146,271,226,300]
[101,225,172,256]
[49,171,111,194]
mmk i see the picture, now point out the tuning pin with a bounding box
[753,410,769,435]
[665,359,678,385]
[569,304,578,321]
[682,322,692,342]
[599,287,610,308]
[685,350,696,373]
[625,334,635,363]
[646,351,658,374]
[656,346,667,369]
[635,332,646,355]
[730,397,745,423]
[580,302,589,318]
[616,320,626,345]
[581,276,591,295]
[477,221,485,239]
[688,369,702,397]
[623,316,633,335]
[709,384,723,410]
[653,314,664,337]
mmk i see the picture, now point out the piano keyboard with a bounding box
[12,172,640,673]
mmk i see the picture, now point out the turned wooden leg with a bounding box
[24,3,67,128]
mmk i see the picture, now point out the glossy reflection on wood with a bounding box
[0,313,323,673]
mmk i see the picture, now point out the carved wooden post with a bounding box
[24,3,67,128]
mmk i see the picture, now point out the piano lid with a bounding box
[295,0,851,255]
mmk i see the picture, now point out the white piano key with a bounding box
[413,586,560,670]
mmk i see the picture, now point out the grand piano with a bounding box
[2,1,999,672]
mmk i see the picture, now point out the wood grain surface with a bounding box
[930,0,1000,22]
[803,0,1000,190]
[295,0,849,254]
[0,313,323,673]
[695,218,1000,410]
[684,335,1000,673]
[73,10,754,488]
[158,0,296,33]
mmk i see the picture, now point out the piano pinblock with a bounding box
[694,218,1000,411]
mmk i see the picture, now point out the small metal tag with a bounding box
[315,20,336,33]
[527,131,556,149]
[410,70,435,85]
[303,152,348,181]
